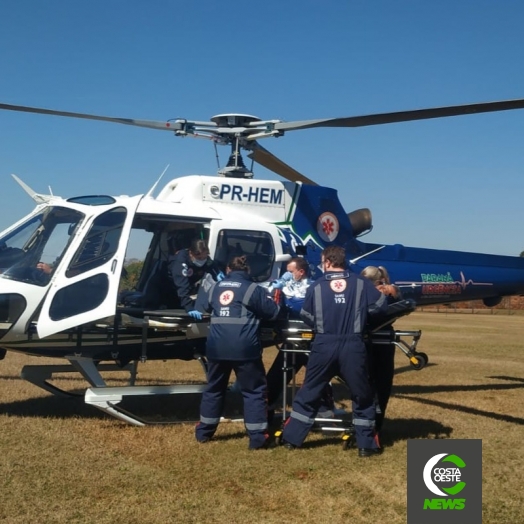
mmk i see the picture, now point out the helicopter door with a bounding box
[208,222,283,283]
[36,196,142,339]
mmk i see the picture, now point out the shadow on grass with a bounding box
[393,375,524,425]
[394,362,438,375]
[380,417,453,445]
[394,376,524,396]
[0,394,106,420]
[266,417,452,450]
[395,392,524,426]
[0,390,248,425]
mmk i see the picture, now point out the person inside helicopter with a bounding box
[0,209,82,286]
[168,237,224,318]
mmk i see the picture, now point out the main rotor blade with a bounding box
[274,98,524,132]
[247,143,317,185]
[0,102,184,132]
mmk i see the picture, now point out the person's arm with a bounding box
[194,284,214,314]
[204,259,225,281]
[248,285,280,320]
[376,283,401,299]
[170,255,194,312]
[299,285,316,327]
[366,281,388,317]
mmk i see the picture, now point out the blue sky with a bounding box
[1,1,524,256]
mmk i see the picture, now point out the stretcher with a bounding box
[272,299,422,449]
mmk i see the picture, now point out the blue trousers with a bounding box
[195,358,269,449]
[282,334,378,449]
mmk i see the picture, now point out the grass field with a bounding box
[1,311,523,523]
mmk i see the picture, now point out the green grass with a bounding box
[0,311,523,523]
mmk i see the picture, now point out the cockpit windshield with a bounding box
[0,207,84,286]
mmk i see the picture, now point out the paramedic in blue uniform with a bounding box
[192,254,280,449]
[281,245,388,457]
[168,238,223,313]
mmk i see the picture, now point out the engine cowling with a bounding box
[347,208,372,237]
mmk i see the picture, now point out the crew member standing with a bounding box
[194,255,280,449]
[361,265,402,432]
[281,245,388,457]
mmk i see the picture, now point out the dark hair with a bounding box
[189,239,209,257]
[322,245,346,269]
[228,254,250,272]
[290,257,309,274]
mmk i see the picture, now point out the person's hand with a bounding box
[36,262,52,274]
[377,284,399,298]
[280,271,293,282]
[216,271,225,282]
[188,310,203,320]
[271,280,284,290]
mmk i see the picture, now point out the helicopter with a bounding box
[1,98,524,425]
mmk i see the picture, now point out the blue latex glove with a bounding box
[188,310,203,320]
[280,271,293,282]
[272,280,284,290]
[216,271,225,282]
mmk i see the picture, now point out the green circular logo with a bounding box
[423,453,466,496]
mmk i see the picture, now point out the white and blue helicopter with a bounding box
[1,99,524,424]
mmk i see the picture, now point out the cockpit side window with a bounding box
[214,229,274,282]
[0,207,84,286]
[66,207,127,277]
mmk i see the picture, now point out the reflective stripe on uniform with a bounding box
[242,283,258,310]
[290,409,316,424]
[369,293,387,315]
[200,416,220,425]
[245,421,268,431]
[300,307,314,324]
[354,278,364,333]
[353,417,375,427]
[313,285,324,333]
[210,317,259,325]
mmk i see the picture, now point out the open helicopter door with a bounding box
[36,195,142,339]
[207,219,289,283]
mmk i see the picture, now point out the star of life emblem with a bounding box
[317,212,339,242]
[219,290,234,305]
[329,279,347,292]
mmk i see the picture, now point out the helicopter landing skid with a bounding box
[84,383,207,426]
[21,356,137,397]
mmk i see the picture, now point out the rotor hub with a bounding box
[210,114,261,127]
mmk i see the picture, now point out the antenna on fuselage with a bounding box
[11,174,55,204]
[145,164,170,198]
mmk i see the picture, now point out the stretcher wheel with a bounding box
[274,430,283,446]
[341,433,355,451]
[410,352,428,370]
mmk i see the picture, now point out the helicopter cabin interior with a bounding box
[121,214,280,311]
